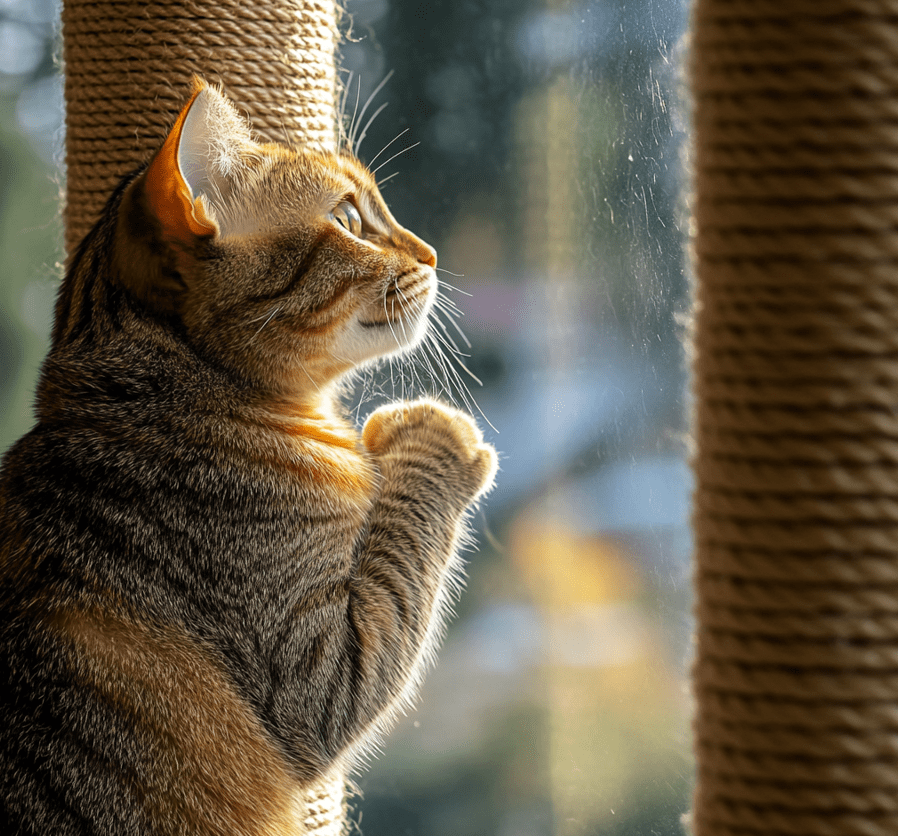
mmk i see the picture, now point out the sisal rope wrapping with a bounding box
[298,770,346,836]
[62,0,339,254]
[691,1,898,834]
[62,1,346,833]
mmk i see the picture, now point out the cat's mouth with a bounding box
[331,265,436,365]
[359,269,434,329]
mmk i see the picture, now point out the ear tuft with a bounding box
[177,84,255,209]
[143,81,255,245]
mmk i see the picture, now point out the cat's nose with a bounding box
[406,232,437,268]
[419,243,437,268]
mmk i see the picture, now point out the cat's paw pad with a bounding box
[362,399,497,498]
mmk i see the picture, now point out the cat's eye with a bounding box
[327,201,363,237]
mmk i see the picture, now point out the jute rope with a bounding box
[62,1,346,833]
[691,1,898,834]
[298,770,346,836]
[62,0,339,254]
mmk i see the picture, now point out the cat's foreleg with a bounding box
[327,399,496,763]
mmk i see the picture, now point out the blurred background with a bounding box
[0,0,692,833]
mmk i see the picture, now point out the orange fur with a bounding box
[48,605,305,836]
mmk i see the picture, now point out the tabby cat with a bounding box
[0,80,496,835]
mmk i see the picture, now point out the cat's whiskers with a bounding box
[415,320,452,403]
[345,73,363,152]
[432,304,466,339]
[382,284,402,351]
[435,267,467,280]
[250,306,281,338]
[433,279,473,349]
[351,70,394,156]
[426,291,496,432]
[383,288,405,401]
[433,335,493,431]
[431,301,468,353]
[430,326,479,382]
[357,275,494,429]
[417,317,459,403]
[432,296,473,350]
[392,283,412,347]
[338,70,360,151]
[367,128,410,170]
[432,290,464,319]
[420,325,455,404]
[370,142,420,177]
[388,290,404,399]
[412,320,443,401]
[393,282,424,397]
[376,171,400,189]
[354,103,390,159]
[394,293,420,402]
[434,277,472,310]
[436,279,471,298]
[434,308,470,350]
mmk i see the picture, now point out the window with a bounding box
[0,0,691,832]
[341,3,691,832]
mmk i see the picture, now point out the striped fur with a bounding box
[0,83,496,835]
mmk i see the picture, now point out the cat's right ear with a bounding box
[143,81,255,245]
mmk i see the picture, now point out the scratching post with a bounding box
[62,0,339,255]
[692,1,898,834]
[62,1,345,833]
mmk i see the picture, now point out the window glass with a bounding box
[341,2,691,833]
[0,0,691,833]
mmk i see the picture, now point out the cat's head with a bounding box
[111,80,437,399]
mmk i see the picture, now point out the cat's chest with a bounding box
[150,429,376,603]
[237,417,378,532]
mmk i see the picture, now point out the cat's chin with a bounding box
[336,294,435,366]
[328,272,436,366]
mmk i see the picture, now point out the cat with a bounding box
[0,78,497,835]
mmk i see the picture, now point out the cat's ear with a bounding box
[143,80,255,244]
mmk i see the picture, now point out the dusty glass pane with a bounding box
[341,2,692,833]
[0,0,691,833]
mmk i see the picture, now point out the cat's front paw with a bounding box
[362,399,497,500]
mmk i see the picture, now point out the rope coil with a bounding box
[692,1,898,834]
[62,0,339,254]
